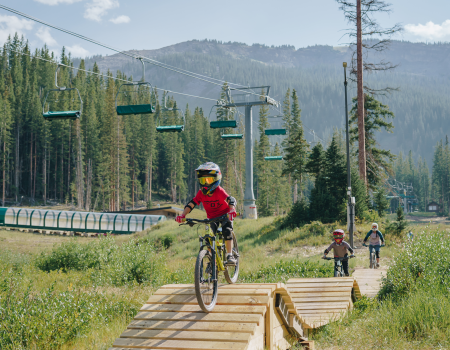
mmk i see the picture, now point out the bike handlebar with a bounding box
[362,243,385,247]
[322,256,355,261]
[180,213,231,226]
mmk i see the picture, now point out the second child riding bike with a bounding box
[363,223,385,268]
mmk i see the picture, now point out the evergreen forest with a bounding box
[1,34,449,220]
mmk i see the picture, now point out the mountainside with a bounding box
[75,40,450,166]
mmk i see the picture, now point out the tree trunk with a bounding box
[15,123,19,202]
[293,179,298,203]
[33,138,37,198]
[30,132,33,198]
[76,120,84,209]
[43,144,46,205]
[3,141,5,207]
[149,153,153,204]
[357,0,367,186]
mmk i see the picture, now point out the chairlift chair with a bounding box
[115,58,155,116]
[264,115,286,161]
[208,101,241,139]
[156,95,185,133]
[42,65,83,120]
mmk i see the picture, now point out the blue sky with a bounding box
[0,0,449,58]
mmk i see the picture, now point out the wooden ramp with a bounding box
[352,268,387,298]
[285,278,361,329]
[110,273,386,349]
[109,283,309,350]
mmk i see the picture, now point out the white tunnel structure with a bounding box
[0,207,166,234]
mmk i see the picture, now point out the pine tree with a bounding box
[374,187,389,217]
[350,94,395,189]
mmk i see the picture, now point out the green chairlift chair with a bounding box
[156,95,185,133]
[42,65,83,120]
[264,116,286,161]
[208,101,242,139]
[115,58,155,116]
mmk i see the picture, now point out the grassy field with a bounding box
[1,213,448,349]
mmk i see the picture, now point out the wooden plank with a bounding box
[154,289,270,296]
[160,284,277,291]
[292,297,351,302]
[120,329,250,342]
[288,291,351,296]
[287,287,352,293]
[113,338,247,349]
[297,305,349,310]
[146,294,270,306]
[286,282,354,288]
[140,304,266,315]
[134,312,262,324]
[287,278,354,283]
[127,320,257,333]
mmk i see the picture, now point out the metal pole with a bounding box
[243,105,257,219]
[344,62,354,248]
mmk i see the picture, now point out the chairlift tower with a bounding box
[222,86,279,219]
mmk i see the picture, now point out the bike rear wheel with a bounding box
[194,249,218,312]
[224,231,239,284]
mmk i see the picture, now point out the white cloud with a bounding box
[405,20,450,41]
[36,27,57,46]
[84,0,119,22]
[34,0,82,5]
[66,44,89,58]
[110,15,130,24]
[0,15,34,45]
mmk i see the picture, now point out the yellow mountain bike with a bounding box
[179,213,239,312]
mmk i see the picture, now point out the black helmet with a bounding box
[195,162,222,195]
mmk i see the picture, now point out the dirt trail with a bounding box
[406,214,450,224]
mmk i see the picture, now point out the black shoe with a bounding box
[345,273,350,277]
[226,254,236,266]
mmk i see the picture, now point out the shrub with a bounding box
[35,236,170,287]
[282,199,309,228]
[240,259,330,283]
[379,229,450,300]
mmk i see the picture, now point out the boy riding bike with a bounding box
[323,229,355,276]
[176,162,237,265]
[363,223,385,268]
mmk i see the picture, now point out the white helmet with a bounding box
[372,223,378,231]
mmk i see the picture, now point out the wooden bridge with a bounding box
[109,269,384,350]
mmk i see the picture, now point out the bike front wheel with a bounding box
[194,249,218,312]
[224,231,239,284]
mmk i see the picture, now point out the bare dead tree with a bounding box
[337,0,402,185]
[337,0,403,95]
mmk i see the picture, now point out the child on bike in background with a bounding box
[176,162,237,265]
[323,229,355,276]
[363,223,385,267]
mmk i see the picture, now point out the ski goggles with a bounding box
[372,226,377,230]
[334,234,344,239]
[198,176,216,185]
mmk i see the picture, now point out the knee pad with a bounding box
[375,251,380,259]
[223,227,233,241]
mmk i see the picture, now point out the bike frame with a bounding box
[199,224,226,274]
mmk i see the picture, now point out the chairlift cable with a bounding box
[0,5,262,95]
[9,48,217,102]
